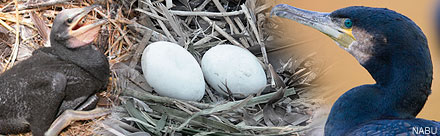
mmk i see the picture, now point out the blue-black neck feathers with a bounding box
[325,6,434,135]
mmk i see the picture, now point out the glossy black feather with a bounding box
[324,6,439,135]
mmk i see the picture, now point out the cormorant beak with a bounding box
[271,4,356,48]
[66,5,106,48]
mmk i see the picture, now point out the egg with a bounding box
[141,41,205,101]
[201,44,267,98]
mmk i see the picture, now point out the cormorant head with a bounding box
[271,5,431,85]
[271,5,428,65]
[50,5,106,49]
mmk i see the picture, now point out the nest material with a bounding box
[0,0,325,135]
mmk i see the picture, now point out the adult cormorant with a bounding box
[272,4,440,135]
[0,5,109,136]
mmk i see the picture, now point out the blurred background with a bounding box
[272,0,440,121]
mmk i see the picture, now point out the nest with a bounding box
[0,0,325,135]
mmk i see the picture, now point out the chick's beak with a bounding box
[68,5,106,48]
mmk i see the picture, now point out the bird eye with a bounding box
[344,19,353,28]
[67,18,73,24]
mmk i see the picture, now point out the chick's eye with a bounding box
[67,18,73,23]
[344,19,353,28]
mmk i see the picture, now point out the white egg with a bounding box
[141,41,205,101]
[201,44,267,98]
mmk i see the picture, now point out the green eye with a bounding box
[344,19,353,28]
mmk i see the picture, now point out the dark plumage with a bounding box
[0,6,108,136]
[272,4,440,135]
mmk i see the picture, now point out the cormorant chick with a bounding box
[0,5,108,136]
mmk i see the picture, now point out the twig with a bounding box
[169,10,244,17]
[135,9,167,21]
[0,1,14,12]
[201,16,243,47]
[0,16,37,30]
[158,4,185,39]
[107,33,127,55]
[241,4,269,69]
[127,22,168,42]
[4,0,20,72]
[2,0,74,12]
[94,8,133,48]
[165,0,172,9]
[193,31,219,46]
[122,88,212,109]
[241,5,262,47]
[236,125,309,132]
[233,17,247,35]
[212,0,250,48]
[255,2,273,14]
[145,0,176,43]
[0,19,15,36]
[129,30,153,68]
[184,0,211,24]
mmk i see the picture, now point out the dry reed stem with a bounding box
[3,0,20,71]
[212,0,250,48]
[169,10,245,17]
[2,0,73,12]
[135,8,167,21]
[201,16,243,47]
[143,0,176,43]
[0,19,15,35]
